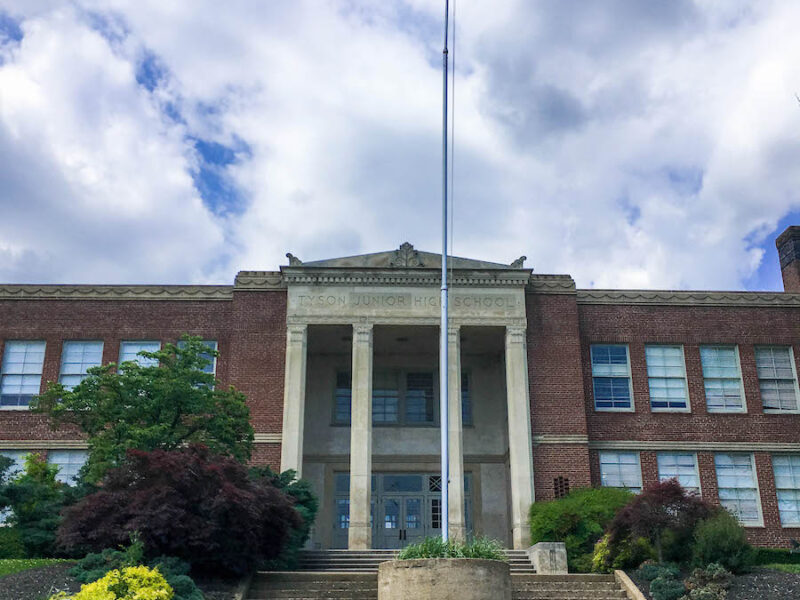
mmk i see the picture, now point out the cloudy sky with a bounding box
[1,1,799,290]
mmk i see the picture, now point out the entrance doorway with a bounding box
[332,472,471,549]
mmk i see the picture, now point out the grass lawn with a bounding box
[765,563,800,574]
[0,558,71,577]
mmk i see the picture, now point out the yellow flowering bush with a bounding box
[50,565,174,600]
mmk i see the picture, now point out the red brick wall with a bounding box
[0,291,288,461]
[251,443,282,470]
[579,303,800,547]
[534,444,592,501]
[578,304,800,442]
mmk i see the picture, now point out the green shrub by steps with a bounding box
[650,574,686,600]
[397,536,505,561]
[634,562,682,582]
[691,511,752,573]
[751,548,800,565]
[0,526,26,559]
[529,486,633,572]
[70,540,201,600]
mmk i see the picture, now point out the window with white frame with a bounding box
[773,455,800,526]
[755,347,799,412]
[0,450,27,523]
[0,341,46,409]
[59,341,103,390]
[119,341,160,367]
[646,345,689,410]
[47,450,88,485]
[657,452,700,493]
[599,451,642,492]
[591,345,633,410]
[372,371,400,424]
[714,453,761,524]
[700,346,744,412]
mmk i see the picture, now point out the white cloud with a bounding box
[0,0,798,289]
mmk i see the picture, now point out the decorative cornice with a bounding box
[0,439,88,449]
[527,275,577,295]
[588,440,800,452]
[0,285,232,301]
[281,268,531,288]
[577,289,800,307]
[233,271,285,290]
[253,433,282,443]
[533,434,589,445]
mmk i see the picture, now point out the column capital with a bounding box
[447,324,461,342]
[506,324,527,344]
[352,322,373,343]
[286,323,308,344]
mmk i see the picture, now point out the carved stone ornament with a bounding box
[510,256,527,269]
[389,242,425,268]
[286,253,303,266]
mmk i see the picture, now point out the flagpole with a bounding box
[440,0,450,543]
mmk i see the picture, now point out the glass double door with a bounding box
[376,495,436,549]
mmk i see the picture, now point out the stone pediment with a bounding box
[285,242,527,270]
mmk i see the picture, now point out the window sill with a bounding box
[0,406,31,411]
[763,409,800,415]
[650,408,692,414]
[594,407,635,413]
[706,409,748,414]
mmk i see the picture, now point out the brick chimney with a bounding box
[776,226,800,293]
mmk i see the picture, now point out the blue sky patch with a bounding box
[189,136,252,217]
[746,210,800,292]
[136,51,166,92]
[0,12,23,43]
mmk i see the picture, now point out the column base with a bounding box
[348,523,371,550]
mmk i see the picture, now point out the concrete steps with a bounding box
[247,572,628,600]
[296,549,536,573]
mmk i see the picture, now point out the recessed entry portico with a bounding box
[278,244,535,550]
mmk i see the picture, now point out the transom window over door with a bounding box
[700,346,745,412]
[646,345,689,411]
[591,344,633,410]
[755,346,799,412]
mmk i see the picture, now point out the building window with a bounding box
[59,341,103,390]
[119,341,161,367]
[47,450,88,485]
[773,455,800,526]
[599,451,642,492]
[461,372,472,426]
[0,450,27,523]
[714,453,761,524]
[657,452,700,494]
[405,373,434,424]
[755,346,799,412]
[591,344,633,410]
[0,341,46,409]
[334,372,352,424]
[700,346,745,412]
[372,371,400,424]
[177,339,218,375]
[646,345,689,411]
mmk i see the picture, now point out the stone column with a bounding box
[447,325,466,540]
[280,324,308,477]
[349,322,373,549]
[505,325,534,549]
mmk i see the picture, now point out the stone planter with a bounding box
[378,558,511,600]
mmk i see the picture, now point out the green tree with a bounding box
[32,335,254,482]
[0,453,70,556]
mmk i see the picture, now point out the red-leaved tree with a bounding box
[57,446,301,575]
[606,479,714,564]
